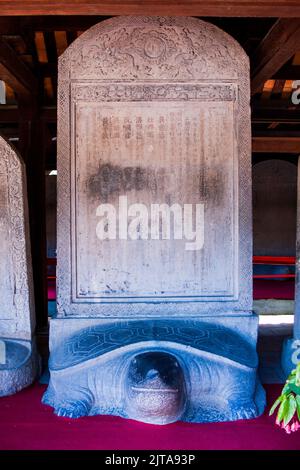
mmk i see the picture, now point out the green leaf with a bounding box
[269,396,284,416]
[288,370,296,380]
[284,395,297,426]
[296,365,300,387]
[277,397,289,424]
[282,383,292,394]
[296,395,300,421]
[288,383,300,395]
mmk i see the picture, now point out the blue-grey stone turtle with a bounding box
[43,320,266,424]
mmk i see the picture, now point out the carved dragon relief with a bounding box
[58,17,249,81]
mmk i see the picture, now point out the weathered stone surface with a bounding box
[56,15,252,317]
[0,135,38,396]
[45,16,265,424]
[43,319,265,423]
[0,339,39,397]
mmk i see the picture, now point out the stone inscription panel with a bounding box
[0,169,15,319]
[72,97,237,302]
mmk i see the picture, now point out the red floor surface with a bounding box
[0,383,300,450]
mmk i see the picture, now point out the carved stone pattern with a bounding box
[0,137,34,328]
[58,17,248,81]
[56,74,71,316]
[237,76,252,308]
[50,320,257,371]
[73,83,237,102]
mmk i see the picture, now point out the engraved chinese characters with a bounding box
[75,100,235,301]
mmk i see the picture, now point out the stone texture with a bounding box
[45,16,265,424]
[0,135,38,396]
[0,340,39,397]
[43,319,265,423]
[56,15,252,317]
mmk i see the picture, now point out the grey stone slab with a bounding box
[56,16,252,317]
[45,16,264,424]
[0,136,38,396]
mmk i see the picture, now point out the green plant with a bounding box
[270,363,300,433]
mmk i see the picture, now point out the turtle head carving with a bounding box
[125,351,186,425]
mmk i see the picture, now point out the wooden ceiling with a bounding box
[0,15,300,169]
[1,1,300,17]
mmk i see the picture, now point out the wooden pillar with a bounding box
[282,156,300,374]
[295,155,300,339]
[19,100,48,329]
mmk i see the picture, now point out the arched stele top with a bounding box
[59,16,249,82]
[0,135,34,338]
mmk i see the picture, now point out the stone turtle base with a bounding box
[0,339,39,397]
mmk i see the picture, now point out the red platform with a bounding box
[0,383,299,450]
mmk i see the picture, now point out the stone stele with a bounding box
[43,16,266,424]
[0,135,39,396]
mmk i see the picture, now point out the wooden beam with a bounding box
[252,99,300,123]
[1,1,300,17]
[0,106,57,122]
[253,131,300,138]
[42,107,57,122]
[40,63,57,77]
[0,16,105,34]
[252,97,297,109]
[0,36,38,99]
[252,136,300,153]
[273,65,300,79]
[0,18,22,34]
[251,19,300,95]
[66,31,78,47]
[0,106,20,123]
[44,32,58,99]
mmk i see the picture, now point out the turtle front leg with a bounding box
[54,389,94,418]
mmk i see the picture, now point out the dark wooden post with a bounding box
[19,100,48,329]
[294,155,300,340]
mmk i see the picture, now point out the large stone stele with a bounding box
[0,135,39,396]
[44,15,265,424]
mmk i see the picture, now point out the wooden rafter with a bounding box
[0,17,103,34]
[274,64,300,79]
[0,106,57,123]
[43,32,57,99]
[0,36,38,100]
[252,136,300,153]
[251,19,300,95]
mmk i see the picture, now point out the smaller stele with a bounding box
[0,135,39,397]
